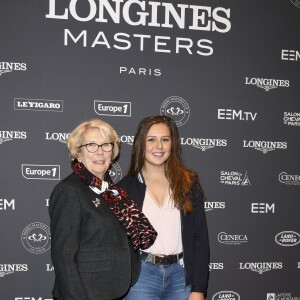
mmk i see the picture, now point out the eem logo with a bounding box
[22,164,60,180]
[0,198,15,210]
[243,140,287,154]
[244,77,289,91]
[212,291,240,300]
[120,135,135,146]
[109,162,122,183]
[21,222,51,254]
[275,231,300,247]
[14,98,63,112]
[94,100,131,117]
[0,61,26,76]
[160,96,190,127]
[279,172,300,185]
[218,108,257,121]
[251,203,275,214]
[0,264,28,278]
[281,49,300,61]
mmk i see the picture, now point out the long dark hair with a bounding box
[128,115,203,214]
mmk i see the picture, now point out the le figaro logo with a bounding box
[218,232,248,245]
[239,262,282,274]
[275,231,300,247]
[220,170,250,186]
[14,98,63,112]
[21,222,51,254]
[278,172,300,185]
[245,77,289,91]
[212,291,240,300]
[22,164,60,180]
[0,62,26,76]
[243,140,287,154]
[0,130,27,145]
[0,264,28,278]
[161,96,190,127]
[94,100,131,117]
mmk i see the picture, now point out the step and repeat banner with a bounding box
[0,0,299,299]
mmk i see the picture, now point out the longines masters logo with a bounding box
[0,62,27,76]
[161,96,190,127]
[21,222,51,254]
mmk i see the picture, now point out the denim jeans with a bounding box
[123,261,191,299]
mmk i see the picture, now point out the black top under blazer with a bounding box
[118,173,210,294]
[49,173,140,300]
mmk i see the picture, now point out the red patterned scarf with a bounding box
[71,159,157,250]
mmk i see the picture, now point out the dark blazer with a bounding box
[49,173,139,300]
[118,173,210,294]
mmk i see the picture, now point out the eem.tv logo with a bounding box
[22,164,60,180]
[94,100,131,117]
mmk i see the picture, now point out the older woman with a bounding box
[49,119,156,300]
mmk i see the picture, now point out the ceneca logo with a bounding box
[244,77,289,91]
[0,198,15,210]
[218,109,257,121]
[284,112,300,127]
[218,232,248,245]
[0,264,28,278]
[14,98,63,112]
[239,262,282,274]
[275,231,300,247]
[181,138,227,151]
[204,201,225,212]
[120,66,161,77]
[0,131,26,145]
[279,172,300,185]
[0,62,26,76]
[209,263,224,271]
[212,291,240,300]
[94,100,131,117]
[220,170,250,186]
[45,132,70,143]
[120,135,135,145]
[21,222,51,254]
[281,49,300,61]
[243,140,287,154]
[22,164,60,180]
[251,203,275,214]
[161,96,190,127]
[109,162,122,183]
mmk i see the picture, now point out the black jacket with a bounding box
[49,173,139,300]
[118,173,210,294]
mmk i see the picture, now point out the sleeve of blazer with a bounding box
[49,180,89,300]
[191,185,210,294]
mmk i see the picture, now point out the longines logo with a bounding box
[0,198,15,210]
[94,100,131,117]
[291,0,300,8]
[239,262,282,274]
[0,131,27,144]
[46,264,54,271]
[212,291,240,300]
[161,96,190,127]
[251,203,275,214]
[120,135,135,145]
[243,140,287,154]
[284,112,300,126]
[0,264,28,278]
[21,222,51,254]
[220,170,250,186]
[120,66,161,77]
[45,132,70,143]
[281,49,300,61]
[181,138,227,151]
[245,77,289,91]
[279,172,300,185]
[109,162,122,183]
[218,232,248,245]
[204,201,225,212]
[275,231,300,247]
[22,164,60,180]
[218,108,257,121]
[209,263,224,271]
[14,98,63,112]
[0,62,26,76]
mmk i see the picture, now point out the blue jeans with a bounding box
[123,261,191,299]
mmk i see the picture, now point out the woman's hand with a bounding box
[188,292,205,300]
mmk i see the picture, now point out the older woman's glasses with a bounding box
[79,142,114,153]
